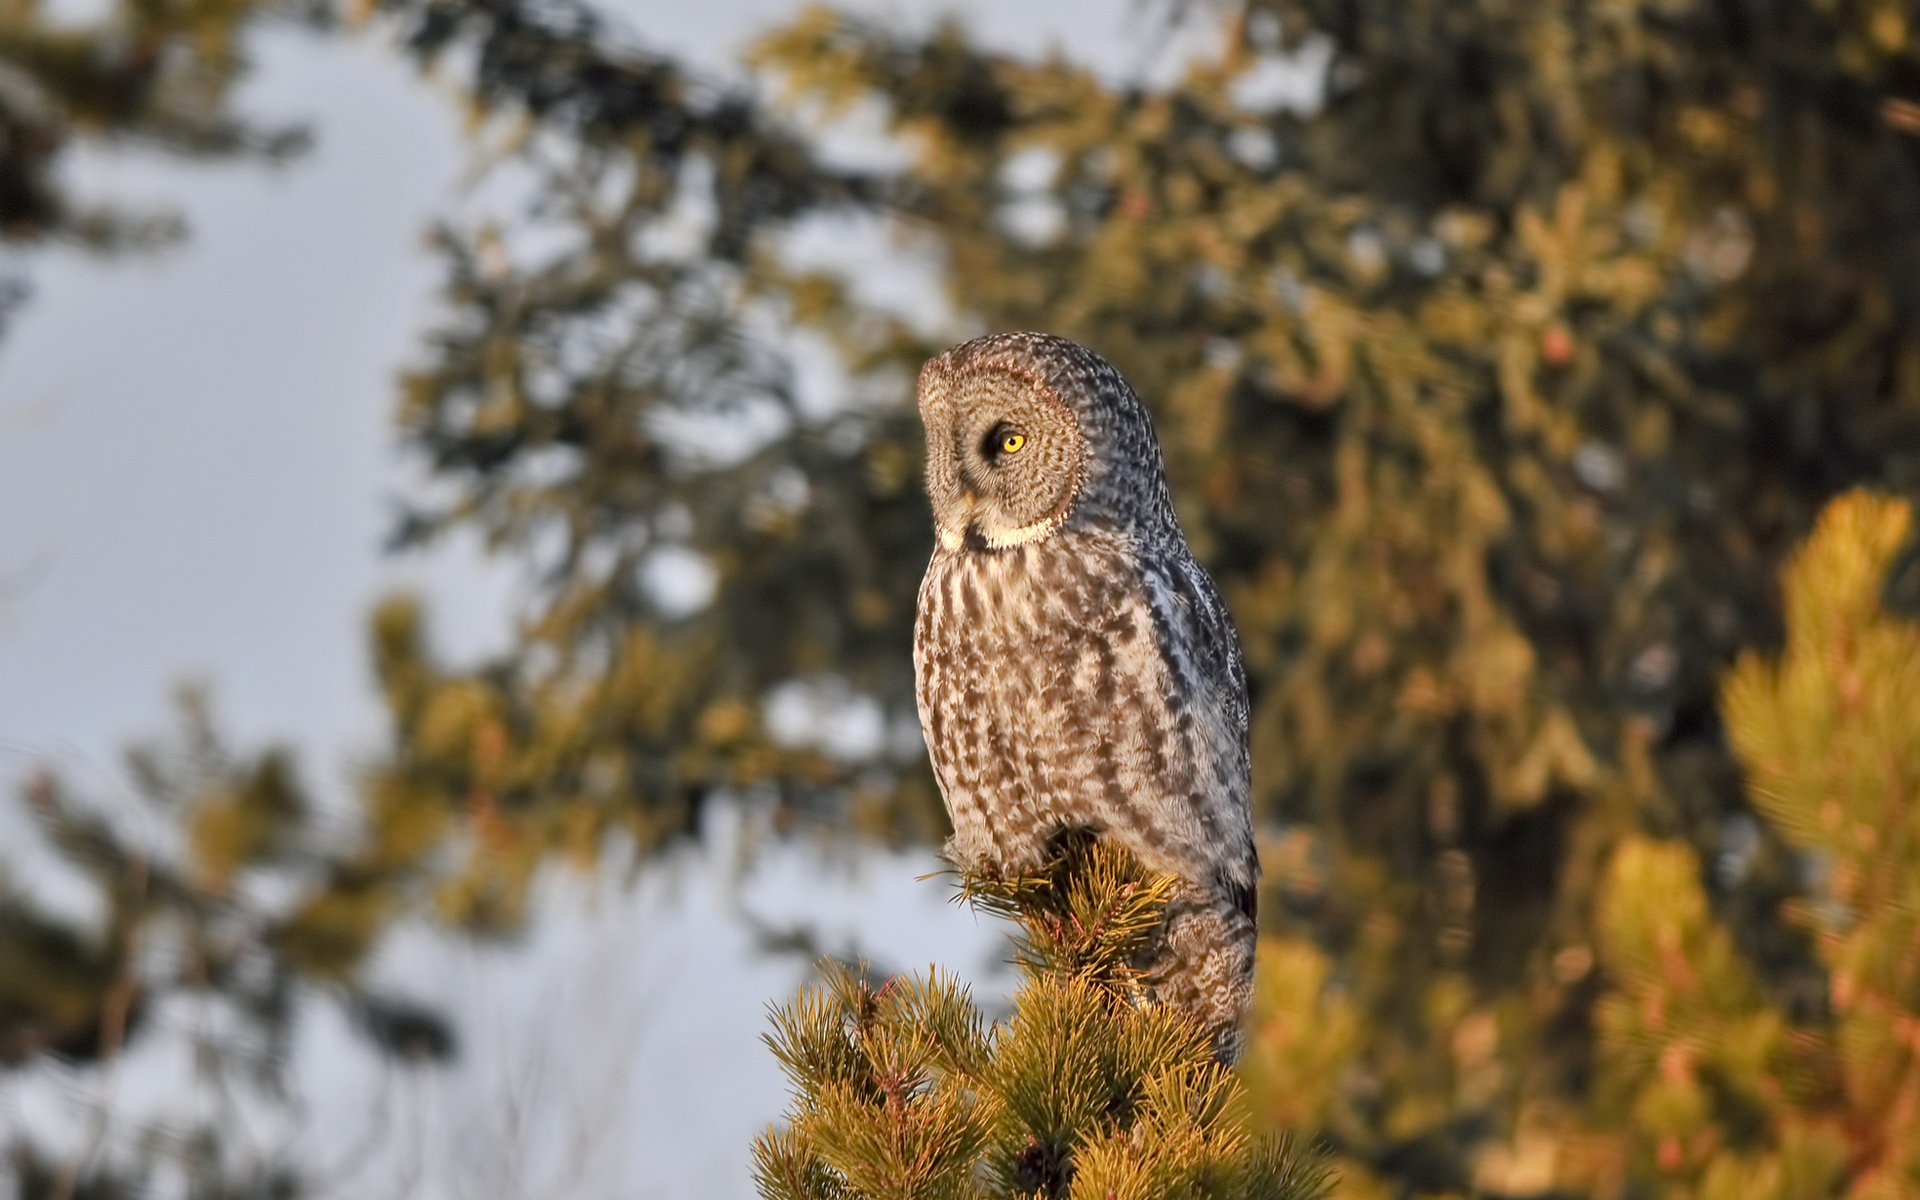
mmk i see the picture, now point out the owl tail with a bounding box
[1142,881,1257,1064]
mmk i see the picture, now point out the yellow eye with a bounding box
[1001,432,1027,454]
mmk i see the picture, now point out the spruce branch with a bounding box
[956,831,1181,994]
[755,838,1331,1200]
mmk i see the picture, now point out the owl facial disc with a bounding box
[918,356,1085,552]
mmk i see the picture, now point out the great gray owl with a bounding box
[911,331,1259,1063]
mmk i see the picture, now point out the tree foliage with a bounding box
[0,693,454,1198]
[753,837,1331,1200]
[1577,493,1920,1199]
[0,0,311,333]
[10,0,1920,1194]
[342,0,1920,1189]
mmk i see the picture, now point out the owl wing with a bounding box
[1094,548,1257,907]
[1164,552,1250,747]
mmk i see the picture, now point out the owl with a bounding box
[911,331,1259,1063]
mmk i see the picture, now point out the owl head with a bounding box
[916,332,1175,552]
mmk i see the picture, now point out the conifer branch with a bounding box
[754,838,1331,1200]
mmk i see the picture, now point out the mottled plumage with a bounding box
[911,331,1258,1062]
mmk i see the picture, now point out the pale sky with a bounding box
[0,3,1224,1195]
[0,0,1209,799]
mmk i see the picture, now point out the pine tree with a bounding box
[347,1,1920,1190]
[0,0,312,338]
[752,837,1331,1200]
[1568,492,1920,1199]
[15,0,1920,1194]
[1,691,455,1198]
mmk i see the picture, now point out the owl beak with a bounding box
[937,484,978,552]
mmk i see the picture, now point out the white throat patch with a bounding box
[982,517,1061,549]
[937,516,1060,552]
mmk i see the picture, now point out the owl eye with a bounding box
[980,424,1030,461]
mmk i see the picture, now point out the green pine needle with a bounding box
[755,838,1332,1200]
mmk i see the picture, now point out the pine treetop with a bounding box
[753,837,1331,1200]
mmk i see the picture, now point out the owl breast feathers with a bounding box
[910,331,1259,1062]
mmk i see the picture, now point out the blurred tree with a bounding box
[360,0,943,873]
[1556,492,1920,1199]
[0,691,454,1198]
[753,836,1331,1200]
[0,0,312,336]
[344,0,1920,1190]
[13,0,1920,1192]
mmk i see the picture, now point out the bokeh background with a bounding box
[7,1,1920,1197]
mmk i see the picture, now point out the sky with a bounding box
[0,0,1214,813]
[0,3,1226,1195]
